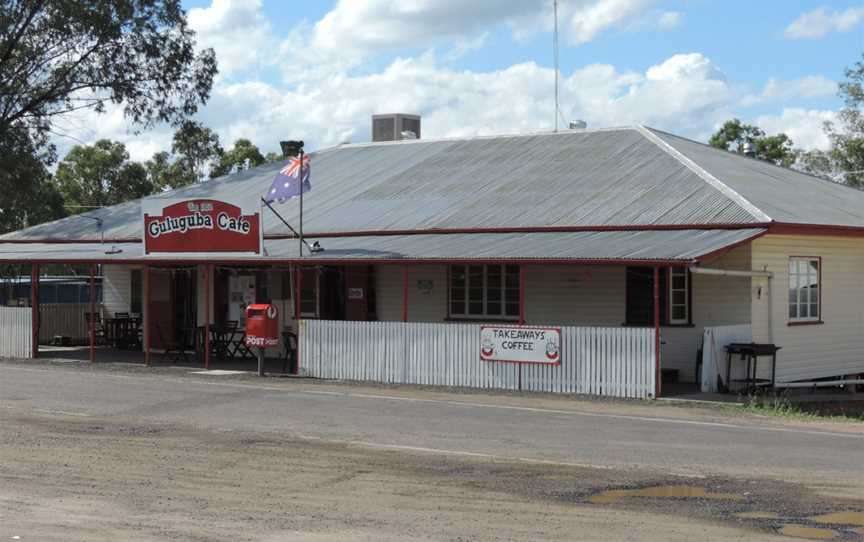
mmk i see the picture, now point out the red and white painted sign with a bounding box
[143,199,261,255]
[480,325,561,365]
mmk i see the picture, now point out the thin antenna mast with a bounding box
[554,0,559,132]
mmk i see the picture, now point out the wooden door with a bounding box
[344,267,369,321]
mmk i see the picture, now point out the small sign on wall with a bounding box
[348,287,364,300]
[480,325,561,365]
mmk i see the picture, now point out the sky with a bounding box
[50,0,864,163]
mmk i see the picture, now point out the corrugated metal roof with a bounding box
[0,229,765,263]
[7,125,861,244]
[648,128,864,227]
[1,127,763,242]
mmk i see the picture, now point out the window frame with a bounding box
[624,266,691,327]
[298,269,320,318]
[448,264,520,320]
[667,267,690,325]
[788,256,821,324]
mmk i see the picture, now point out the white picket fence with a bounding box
[0,307,32,358]
[300,320,656,399]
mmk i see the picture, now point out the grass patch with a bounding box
[733,393,864,423]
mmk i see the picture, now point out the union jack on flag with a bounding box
[264,154,311,203]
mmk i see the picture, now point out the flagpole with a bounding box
[299,148,304,258]
[260,197,316,253]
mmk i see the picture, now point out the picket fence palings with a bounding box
[299,320,655,399]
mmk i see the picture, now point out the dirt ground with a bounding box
[2,407,863,541]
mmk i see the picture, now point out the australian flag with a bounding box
[265,154,311,203]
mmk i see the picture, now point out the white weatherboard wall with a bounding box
[751,234,864,382]
[0,307,31,358]
[664,245,752,382]
[377,265,447,321]
[103,264,137,316]
[371,254,752,383]
[525,265,624,326]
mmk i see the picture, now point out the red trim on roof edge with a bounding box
[266,222,770,239]
[3,257,693,267]
[0,222,770,244]
[692,229,768,263]
[767,222,864,237]
[22,220,864,245]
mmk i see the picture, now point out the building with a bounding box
[2,124,864,396]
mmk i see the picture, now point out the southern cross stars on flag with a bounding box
[265,153,311,203]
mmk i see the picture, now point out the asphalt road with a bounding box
[2,362,862,496]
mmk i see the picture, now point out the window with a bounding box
[299,269,319,318]
[789,257,820,322]
[449,265,520,319]
[668,267,689,324]
[625,267,690,326]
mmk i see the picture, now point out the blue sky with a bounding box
[60,1,864,161]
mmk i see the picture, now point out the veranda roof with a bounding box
[0,228,765,264]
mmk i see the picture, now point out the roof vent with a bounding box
[372,114,421,141]
[568,120,587,130]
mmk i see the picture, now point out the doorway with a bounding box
[148,267,197,350]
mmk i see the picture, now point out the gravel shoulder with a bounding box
[0,409,842,542]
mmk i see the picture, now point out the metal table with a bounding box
[725,342,780,393]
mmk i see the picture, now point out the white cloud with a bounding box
[192,52,738,154]
[46,1,839,166]
[310,0,678,55]
[188,0,272,77]
[566,0,651,45]
[755,108,837,150]
[656,11,683,30]
[740,75,837,106]
[784,6,864,39]
[311,0,532,55]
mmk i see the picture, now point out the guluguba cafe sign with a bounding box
[480,326,561,365]
[142,199,261,255]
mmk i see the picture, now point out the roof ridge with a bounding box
[336,125,637,149]
[635,125,771,223]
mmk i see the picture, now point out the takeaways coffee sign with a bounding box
[480,325,561,365]
[143,199,261,255]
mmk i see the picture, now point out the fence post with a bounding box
[143,265,151,366]
[89,264,96,363]
[653,266,661,398]
[30,264,39,359]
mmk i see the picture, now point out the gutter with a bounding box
[688,266,772,278]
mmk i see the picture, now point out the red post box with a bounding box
[245,304,279,348]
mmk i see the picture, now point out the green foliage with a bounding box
[0,0,217,139]
[0,0,216,231]
[709,119,796,167]
[0,124,65,234]
[54,140,154,212]
[210,138,266,178]
[162,121,223,188]
[825,54,864,186]
[793,149,836,180]
[735,393,864,422]
[264,151,283,163]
